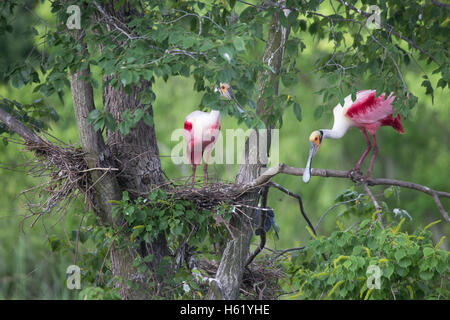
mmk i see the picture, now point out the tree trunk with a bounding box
[69,24,166,298]
[207,9,290,300]
[102,76,170,293]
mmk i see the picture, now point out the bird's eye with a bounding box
[221,86,225,90]
[314,137,318,141]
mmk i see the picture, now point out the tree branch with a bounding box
[363,182,383,226]
[244,163,450,221]
[335,0,439,65]
[431,0,450,8]
[269,182,317,236]
[0,106,45,145]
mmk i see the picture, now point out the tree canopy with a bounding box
[0,0,448,300]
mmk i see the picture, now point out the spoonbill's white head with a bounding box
[303,130,324,183]
[214,83,233,100]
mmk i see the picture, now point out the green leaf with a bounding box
[419,270,433,281]
[278,10,289,28]
[143,113,154,127]
[134,108,145,124]
[87,109,101,124]
[104,112,116,131]
[314,106,323,119]
[218,46,234,63]
[384,187,394,199]
[293,103,302,121]
[118,121,131,136]
[394,249,406,261]
[383,265,394,279]
[421,80,434,102]
[93,118,104,131]
[281,73,297,87]
[233,37,246,51]
[287,11,299,26]
[121,70,133,87]
[423,247,434,258]
[437,78,446,89]
[398,257,412,268]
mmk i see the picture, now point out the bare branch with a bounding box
[244,163,450,221]
[315,194,364,230]
[269,182,317,236]
[431,1,450,8]
[363,182,383,226]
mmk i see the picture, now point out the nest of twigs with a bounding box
[15,138,93,226]
[162,181,259,211]
[16,135,260,225]
[13,135,282,299]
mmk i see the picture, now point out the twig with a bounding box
[270,246,305,262]
[93,1,145,41]
[73,214,86,265]
[431,1,450,8]
[315,194,364,230]
[268,182,317,237]
[245,187,269,267]
[363,182,383,227]
[162,9,226,34]
[78,167,119,173]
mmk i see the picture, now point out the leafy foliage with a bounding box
[2,0,446,135]
[0,0,448,300]
[94,190,234,298]
[283,217,449,300]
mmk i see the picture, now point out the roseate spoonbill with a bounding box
[184,84,243,187]
[303,90,404,183]
[215,82,244,113]
[184,109,220,187]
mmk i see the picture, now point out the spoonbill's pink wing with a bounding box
[346,90,395,124]
[345,90,402,134]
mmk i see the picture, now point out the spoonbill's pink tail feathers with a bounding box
[381,113,405,134]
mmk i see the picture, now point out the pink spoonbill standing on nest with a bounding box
[184,83,238,187]
[303,90,404,183]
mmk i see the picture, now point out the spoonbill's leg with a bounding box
[203,147,212,187]
[354,128,372,170]
[366,133,378,177]
[191,164,197,187]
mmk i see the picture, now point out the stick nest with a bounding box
[18,137,259,223]
[18,138,93,225]
[159,181,259,211]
